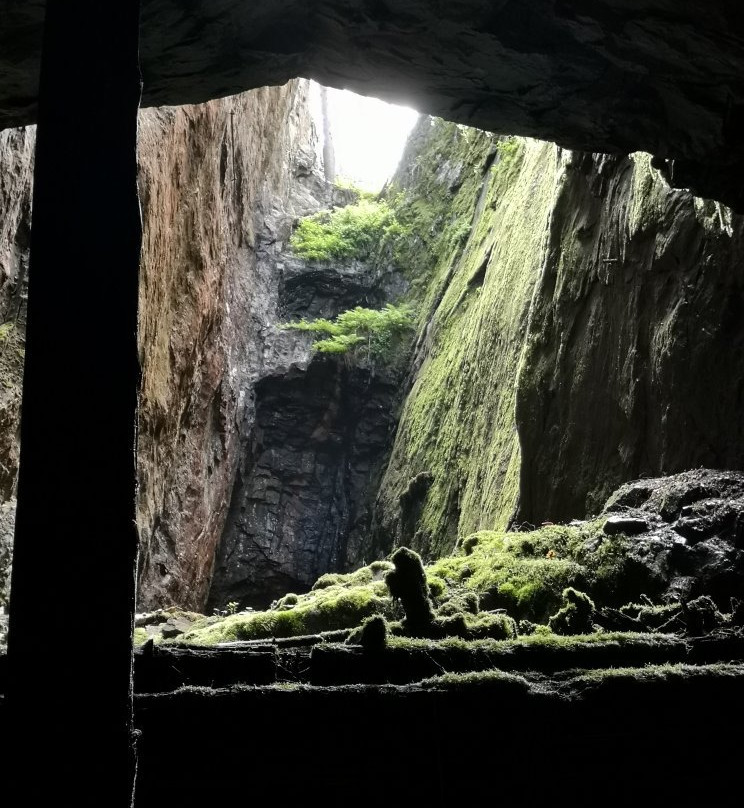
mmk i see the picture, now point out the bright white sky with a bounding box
[310,81,420,192]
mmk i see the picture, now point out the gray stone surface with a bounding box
[515,150,744,525]
[135,80,334,610]
[597,469,744,607]
[2,2,744,208]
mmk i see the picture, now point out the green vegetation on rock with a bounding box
[371,119,561,558]
[280,302,415,360]
[167,519,671,648]
[289,198,403,261]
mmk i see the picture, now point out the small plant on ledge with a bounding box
[289,198,404,261]
[280,302,415,363]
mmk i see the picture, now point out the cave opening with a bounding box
[2,2,744,805]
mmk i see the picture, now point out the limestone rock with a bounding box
[598,469,744,608]
[2,2,744,208]
[515,152,744,526]
[136,79,334,611]
[0,499,15,610]
[374,120,744,560]
[603,516,649,536]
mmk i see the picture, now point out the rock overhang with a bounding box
[1,1,744,206]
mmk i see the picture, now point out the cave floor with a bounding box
[133,644,744,805]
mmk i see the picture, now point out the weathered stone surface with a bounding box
[0,125,33,501]
[515,152,744,525]
[0,499,14,616]
[136,80,332,611]
[372,124,553,558]
[208,355,403,610]
[596,469,744,607]
[603,515,649,536]
[373,121,744,558]
[3,2,744,208]
[0,124,31,618]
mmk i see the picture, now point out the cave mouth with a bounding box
[3,6,744,804]
[307,80,420,192]
[129,76,744,714]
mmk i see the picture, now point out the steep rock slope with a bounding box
[0,79,411,615]
[0,125,33,502]
[372,122,558,559]
[516,152,744,523]
[374,119,744,560]
[136,80,335,611]
[208,213,411,610]
[0,124,33,615]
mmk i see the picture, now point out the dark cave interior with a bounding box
[1,2,744,805]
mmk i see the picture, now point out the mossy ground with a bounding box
[164,521,679,649]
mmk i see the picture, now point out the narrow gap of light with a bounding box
[310,81,420,192]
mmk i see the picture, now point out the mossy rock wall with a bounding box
[515,152,744,523]
[372,121,562,558]
[371,120,744,558]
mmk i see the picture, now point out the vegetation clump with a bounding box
[289,198,403,261]
[346,614,389,651]
[175,574,393,646]
[548,587,596,635]
[427,521,650,624]
[281,302,415,360]
[384,546,435,635]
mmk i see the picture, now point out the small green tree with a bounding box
[281,303,415,363]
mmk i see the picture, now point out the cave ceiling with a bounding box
[1,1,744,207]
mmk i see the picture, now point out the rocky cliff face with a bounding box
[371,123,557,559]
[0,79,410,615]
[0,125,33,503]
[207,192,409,612]
[2,91,744,617]
[137,79,407,612]
[136,80,340,611]
[0,124,33,614]
[373,118,744,561]
[515,152,744,524]
[208,357,402,610]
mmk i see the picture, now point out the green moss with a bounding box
[312,562,392,591]
[388,631,672,658]
[548,587,596,635]
[419,668,530,693]
[274,593,299,610]
[426,520,650,623]
[280,303,414,361]
[426,575,447,599]
[620,600,682,631]
[176,582,394,646]
[173,520,668,649]
[385,546,435,634]
[375,126,560,557]
[345,614,389,650]
[133,627,149,647]
[571,661,744,687]
[289,198,401,261]
[436,589,480,616]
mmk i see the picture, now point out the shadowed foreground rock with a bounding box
[597,469,744,607]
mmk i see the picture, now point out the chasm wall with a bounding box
[372,119,744,559]
[1,96,743,613]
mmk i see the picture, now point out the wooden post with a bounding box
[7,1,142,804]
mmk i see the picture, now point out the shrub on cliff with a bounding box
[281,302,415,361]
[289,198,404,261]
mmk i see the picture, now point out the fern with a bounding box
[281,303,415,361]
